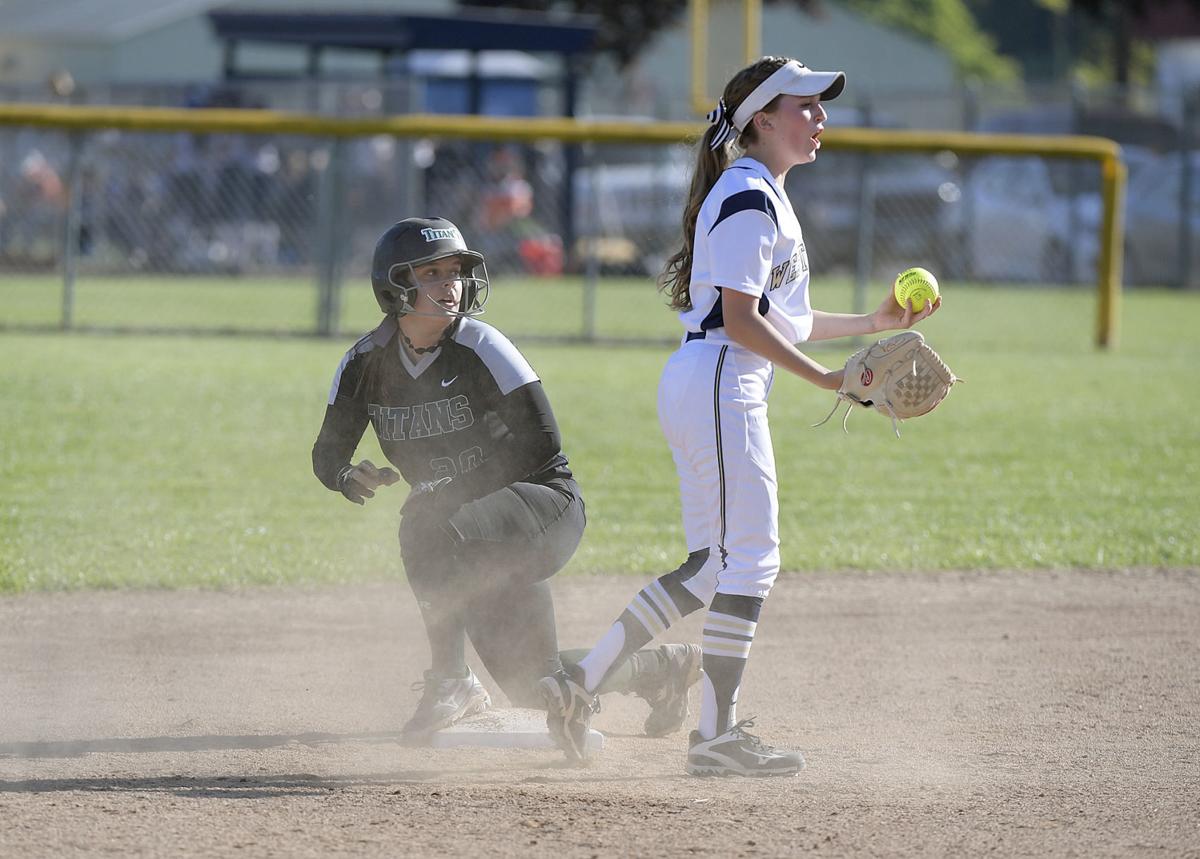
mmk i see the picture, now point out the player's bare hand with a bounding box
[337,460,400,505]
[872,291,941,332]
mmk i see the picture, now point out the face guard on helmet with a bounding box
[370,217,490,318]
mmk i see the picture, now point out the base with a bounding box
[429,707,604,753]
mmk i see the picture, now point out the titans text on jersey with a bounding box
[368,397,475,442]
[312,315,571,507]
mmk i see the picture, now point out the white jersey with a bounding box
[679,156,813,344]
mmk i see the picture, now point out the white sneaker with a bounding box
[401,668,491,736]
[685,719,805,777]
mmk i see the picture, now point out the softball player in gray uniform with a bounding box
[541,58,940,775]
[313,218,700,739]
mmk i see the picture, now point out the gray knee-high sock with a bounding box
[576,549,708,692]
[698,593,763,739]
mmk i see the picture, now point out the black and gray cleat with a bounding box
[538,667,600,763]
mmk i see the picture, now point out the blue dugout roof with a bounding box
[207,7,599,56]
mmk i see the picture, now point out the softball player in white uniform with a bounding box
[540,57,940,775]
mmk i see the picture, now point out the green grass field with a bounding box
[1,274,1197,592]
[0,273,683,341]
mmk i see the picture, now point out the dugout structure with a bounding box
[0,102,1125,347]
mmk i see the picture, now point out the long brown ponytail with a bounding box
[658,56,792,311]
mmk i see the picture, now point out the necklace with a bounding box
[399,326,450,356]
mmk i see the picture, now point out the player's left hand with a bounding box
[872,290,941,332]
[400,477,455,517]
[337,460,401,505]
[813,330,959,437]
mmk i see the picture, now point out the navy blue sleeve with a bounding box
[708,189,778,234]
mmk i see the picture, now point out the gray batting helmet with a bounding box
[370,217,490,317]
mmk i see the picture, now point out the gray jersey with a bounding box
[313,316,571,506]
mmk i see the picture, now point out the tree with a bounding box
[462,0,1200,85]
[838,0,1020,81]
[1038,0,1200,86]
[460,0,820,67]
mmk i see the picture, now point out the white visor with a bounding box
[731,60,846,132]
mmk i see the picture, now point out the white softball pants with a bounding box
[657,338,779,600]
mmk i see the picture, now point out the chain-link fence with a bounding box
[0,80,1183,339]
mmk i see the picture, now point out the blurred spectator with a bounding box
[166,134,209,233]
[214,136,257,221]
[208,136,279,272]
[47,69,76,101]
[77,166,97,257]
[7,149,65,259]
[271,148,318,266]
[475,146,562,276]
[479,146,535,231]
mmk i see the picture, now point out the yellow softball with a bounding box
[894,267,940,312]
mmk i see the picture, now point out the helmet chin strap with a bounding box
[397,305,467,319]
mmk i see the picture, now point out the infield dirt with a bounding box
[2,569,1198,858]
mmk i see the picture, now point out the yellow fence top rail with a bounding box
[0,103,1121,160]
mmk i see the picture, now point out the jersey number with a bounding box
[430,447,484,480]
